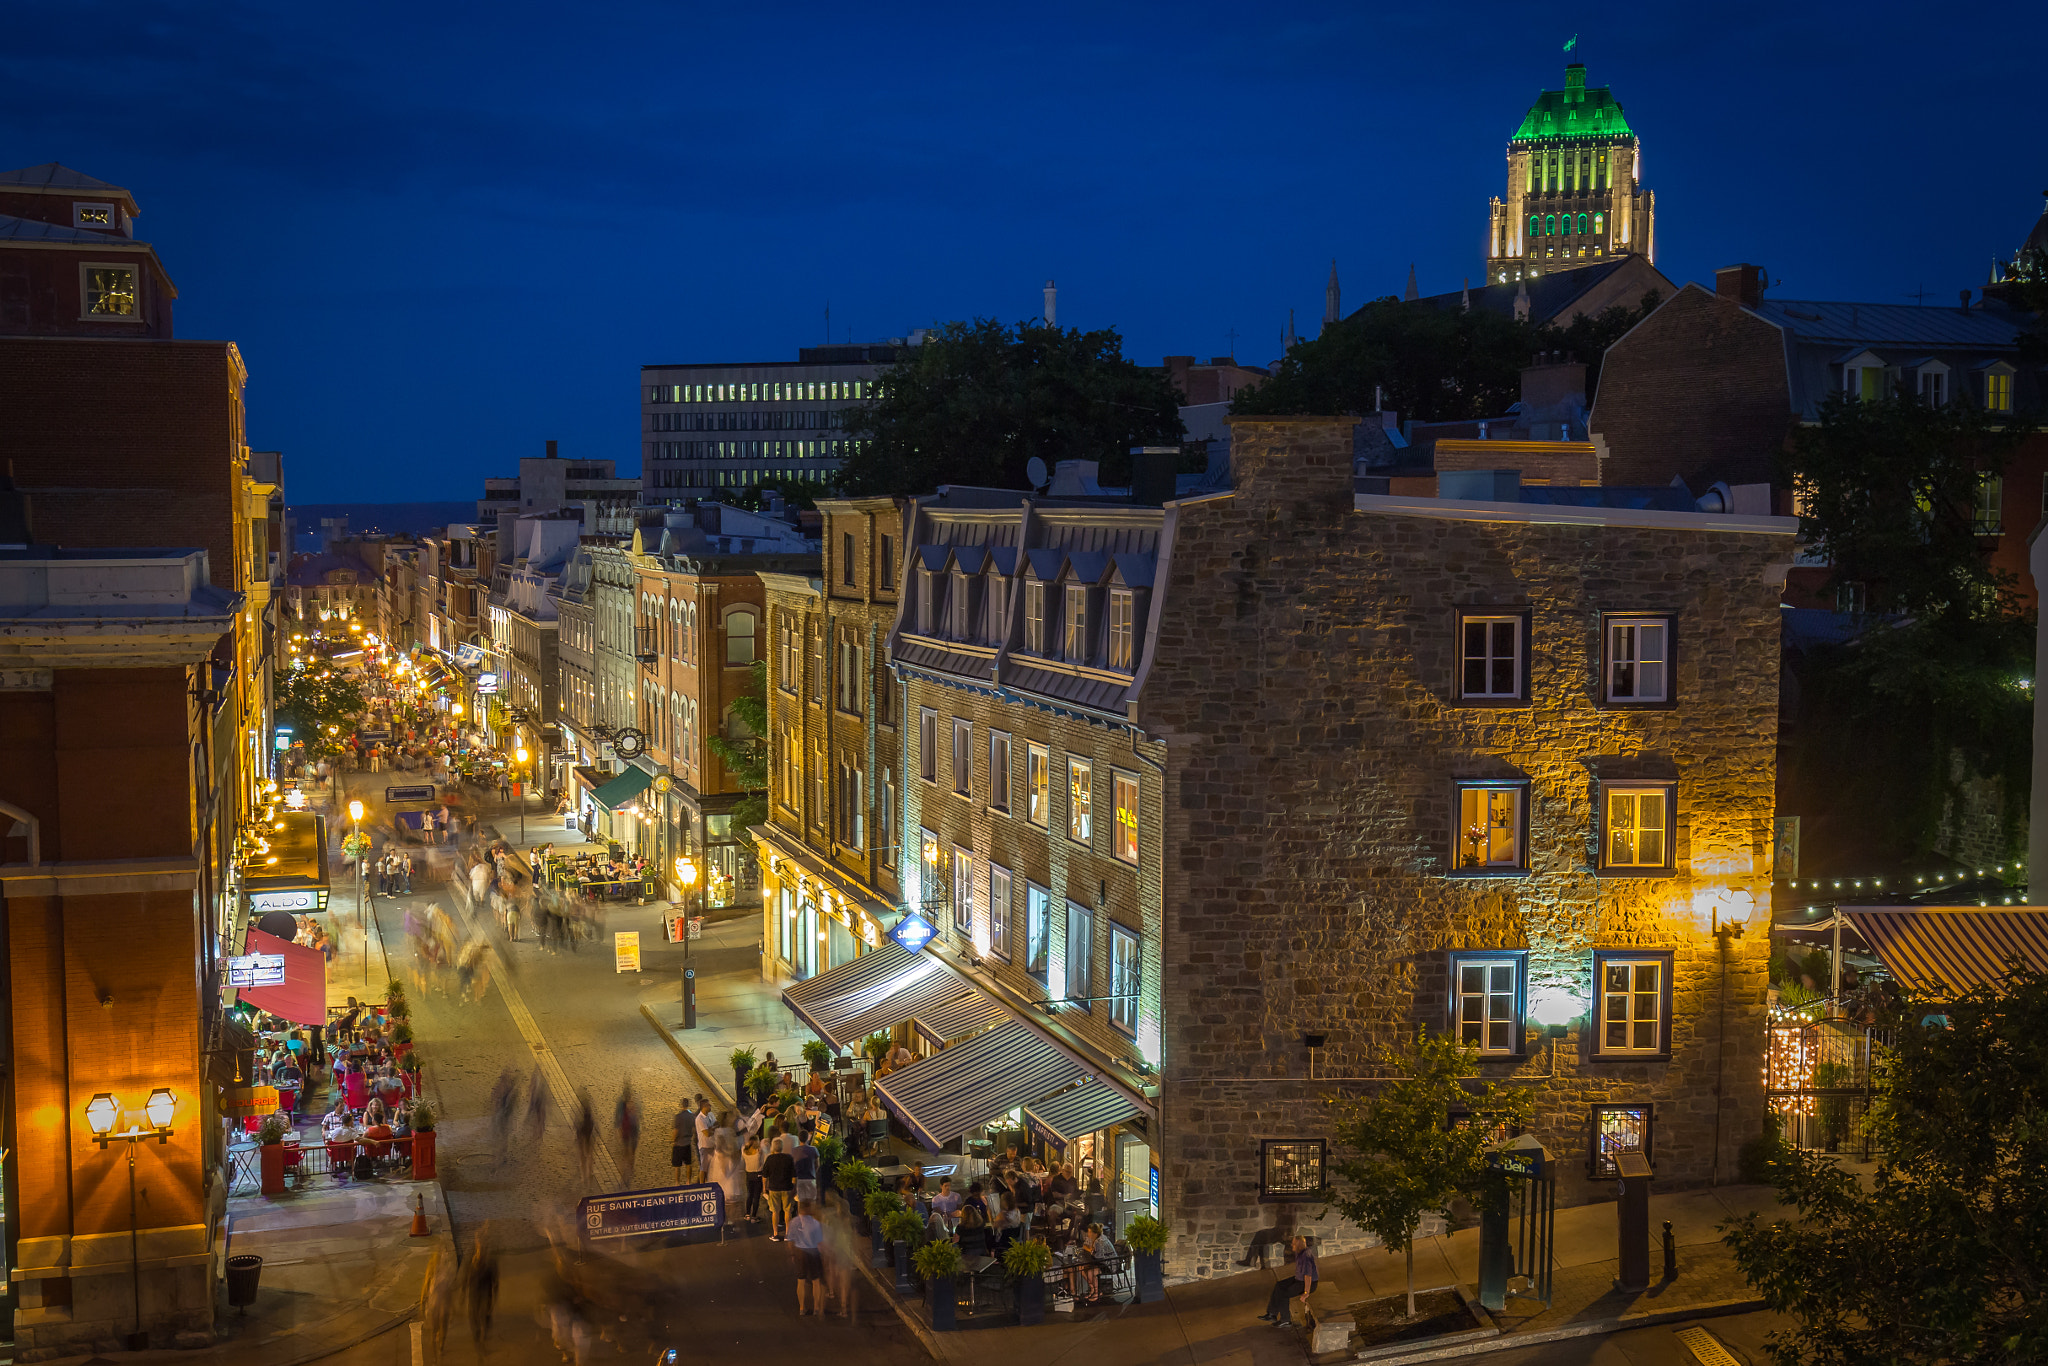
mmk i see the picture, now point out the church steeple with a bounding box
[1405,264,1418,301]
[1284,308,1298,352]
[1324,261,1340,327]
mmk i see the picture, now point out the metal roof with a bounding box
[0,212,150,248]
[1754,299,2029,349]
[0,162,132,196]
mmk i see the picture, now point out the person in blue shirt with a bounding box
[1259,1236,1316,1328]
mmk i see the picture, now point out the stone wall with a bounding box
[1139,416,1786,1278]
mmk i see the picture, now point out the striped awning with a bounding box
[783,943,960,1050]
[876,1021,1087,1153]
[910,993,1009,1048]
[1842,906,2048,997]
[1022,1081,1143,1146]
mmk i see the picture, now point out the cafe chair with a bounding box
[865,1116,891,1160]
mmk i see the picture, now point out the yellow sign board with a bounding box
[613,930,641,974]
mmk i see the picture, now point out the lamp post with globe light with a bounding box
[348,798,369,986]
[675,854,699,1028]
[515,745,530,843]
[84,1088,177,1350]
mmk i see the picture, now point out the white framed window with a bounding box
[986,576,1008,645]
[989,731,1012,813]
[879,767,897,866]
[837,632,862,713]
[73,202,116,229]
[1112,769,1139,864]
[812,737,828,826]
[726,608,756,665]
[1109,922,1140,1035]
[1458,613,1524,700]
[1065,900,1094,1005]
[1594,951,1672,1057]
[952,718,972,797]
[1986,367,2014,413]
[80,262,137,318]
[918,708,937,783]
[1975,474,2004,534]
[1025,883,1051,983]
[1454,782,1525,871]
[989,864,1013,961]
[1108,588,1136,670]
[1063,583,1089,663]
[780,727,801,811]
[1025,582,1046,654]
[951,570,973,638]
[918,569,939,634]
[953,848,974,935]
[1605,616,1669,703]
[837,761,864,848]
[1603,785,1672,870]
[1067,756,1093,844]
[1026,743,1050,827]
[1450,953,1524,1055]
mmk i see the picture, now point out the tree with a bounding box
[1722,967,2048,1366]
[1776,395,2037,864]
[834,319,1184,496]
[274,663,367,757]
[709,660,768,832]
[1325,1032,1534,1317]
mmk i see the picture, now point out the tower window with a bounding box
[1545,215,1556,236]
[1593,211,1604,235]
[1528,214,1540,239]
[1577,213,1588,234]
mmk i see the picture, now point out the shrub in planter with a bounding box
[836,1159,878,1199]
[730,1048,758,1095]
[1124,1215,1168,1303]
[865,1190,903,1265]
[386,996,411,1022]
[882,1209,924,1295]
[915,1239,964,1330]
[256,1113,291,1194]
[1003,1238,1051,1325]
[387,978,409,1003]
[863,1031,893,1064]
[391,1021,414,1045]
[815,1135,846,1190]
[744,1063,776,1101]
[802,1039,833,1074]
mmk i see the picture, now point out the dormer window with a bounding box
[1917,364,1949,407]
[1982,362,2015,413]
[986,575,1008,646]
[1024,581,1047,654]
[918,569,942,635]
[1108,588,1136,670]
[73,202,115,229]
[1840,351,1887,402]
[950,570,974,639]
[1063,583,1089,664]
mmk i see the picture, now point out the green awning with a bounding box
[590,766,656,812]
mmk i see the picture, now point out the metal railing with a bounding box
[1765,1016,1890,1158]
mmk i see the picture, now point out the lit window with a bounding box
[73,202,115,228]
[1108,588,1135,669]
[1112,770,1139,863]
[989,731,1012,813]
[1451,954,1524,1054]
[1258,1140,1327,1202]
[953,848,974,935]
[1455,782,1524,871]
[1591,1104,1653,1178]
[1026,743,1050,827]
[952,718,971,797]
[1063,583,1089,663]
[1458,614,1523,700]
[989,865,1013,960]
[1605,616,1669,703]
[1593,211,1604,234]
[1025,883,1051,982]
[1545,214,1556,236]
[83,264,137,317]
[1068,757,1093,844]
[1595,952,1670,1056]
[986,576,1008,645]
[1986,370,2013,412]
[951,571,972,638]
[1975,475,2004,534]
[1603,787,1671,869]
[1109,923,1140,1034]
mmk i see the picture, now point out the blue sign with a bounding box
[890,911,937,954]
[1149,1165,1160,1217]
[579,1183,725,1241]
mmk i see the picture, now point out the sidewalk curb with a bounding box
[640,1003,736,1111]
[853,1255,946,1362]
[1355,1295,1767,1364]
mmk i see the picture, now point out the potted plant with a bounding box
[802,1039,833,1075]
[1004,1238,1051,1324]
[863,1031,893,1066]
[745,1062,776,1104]
[257,1113,290,1196]
[815,1135,846,1194]
[865,1191,903,1265]
[1125,1214,1168,1303]
[729,1047,758,1098]
[914,1237,964,1331]
[408,1102,438,1179]
[881,1209,924,1294]
[391,1020,414,1049]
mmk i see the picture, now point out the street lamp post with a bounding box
[675,855,699,1029]
[349,798,367,987]
[84,1088,176,1351]
[515,745,530,843]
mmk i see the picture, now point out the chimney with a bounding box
[1044,279,1056,328]
[1715,264,1765,309]
[546,439,559,459]
[1960,289,1973,311]
[1129,446,1179,506]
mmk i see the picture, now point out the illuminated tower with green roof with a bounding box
[1485,62,1654,285]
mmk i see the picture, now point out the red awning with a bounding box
[237,928,328,1026]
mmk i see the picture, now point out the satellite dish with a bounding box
[1026,457,1049,491]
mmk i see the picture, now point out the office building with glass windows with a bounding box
[640,339,922,503]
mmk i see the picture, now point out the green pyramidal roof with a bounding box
[1510,64,1634,143]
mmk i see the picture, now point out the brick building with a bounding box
[753,496,908,981]
[0,163,173,339]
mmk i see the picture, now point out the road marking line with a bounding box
[410,1319,424,1366]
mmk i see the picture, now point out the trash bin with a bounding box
[225,1254,263,1309]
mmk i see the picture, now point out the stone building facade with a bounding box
[1485,62,1655,284]
[754,497,909,981]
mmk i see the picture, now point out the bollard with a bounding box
[1661,1220,1677,1281]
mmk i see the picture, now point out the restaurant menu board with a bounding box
[614,931,641,974]
[227,953,287,988]
[580,1183,725,1241]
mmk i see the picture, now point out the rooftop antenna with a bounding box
[1904,284,1929,306]
[1226,327,1237,361]
[825,302,831,342]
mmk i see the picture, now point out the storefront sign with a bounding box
[385,785,436,803]
[476,672,500,694]
[274,733,293,751]
[579,1183,724,1241]
[358,729,390,742]
[614,931,641,973]
[889,911,936,954]
[249,888,324,913]
[226,952,288,988]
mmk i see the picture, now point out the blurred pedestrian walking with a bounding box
[573,1090,597,1189]
[613,1080,642,1188]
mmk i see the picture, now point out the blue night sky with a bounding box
[4,2,2043,503]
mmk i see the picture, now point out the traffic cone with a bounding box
[410,1191,430,1237]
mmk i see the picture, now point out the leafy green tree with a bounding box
[835,319,1183,496]
[708,660,768,832]
[274,664,367,757]
[1326,1032,1534,1317]
[1723,967,2048,1366]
